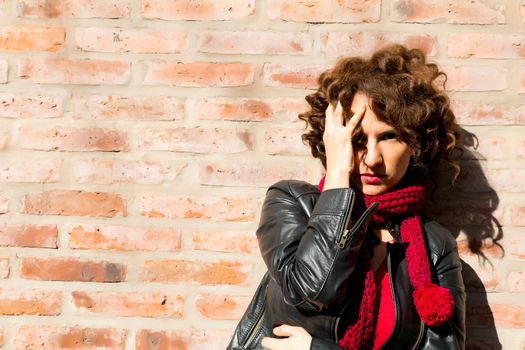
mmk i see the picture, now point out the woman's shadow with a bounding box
[423,128,503,350]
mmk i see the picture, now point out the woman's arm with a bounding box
[256,102,373,311]
[257,180,375,311]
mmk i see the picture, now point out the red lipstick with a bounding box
[360,173,383,184]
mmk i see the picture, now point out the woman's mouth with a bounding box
[360,173,384,184]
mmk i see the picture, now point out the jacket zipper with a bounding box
[337,191,355,248]
[334,195,379,341]
[241,284,269,349]
[242,309,266,349]
[339,201,378,248]
[333,295,353,343]
[333,191,356,341]
[380,238,424,350]
[410,319,424,350]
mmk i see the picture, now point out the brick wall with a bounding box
[0,0,524,349]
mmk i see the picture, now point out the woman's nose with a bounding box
[363,143,383,168]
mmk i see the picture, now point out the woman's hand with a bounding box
[261,325,312,350]
[322,101,366,191]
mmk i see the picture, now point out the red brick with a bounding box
[263,63,328,89]
[451,100,515,125]
[68,224,181,252]
[459,257,500,291]
[502,235,525,259]
[139,194,256,221]
[322,32,436,57]
[199,31,312,55]
[448,33,525,59]
[490,303,525,328]
[508,271,525,292]
[18,58,130,85]
[192,230,258,253]
[0,92,63,118]
[194,97,273,121]
[0,224,57,248]
[0,158,60,182]
[264,127,310,156]
[0,257,9,278]
[483,169,525,193]
[75,27,186,53]
[136,329,231,350]
[72,291,184,317]
[0,26,64,52]
[267,0,380,23]
[140,259,251,285]
[195,293,250,319]
[20,257,126,282]
[19,125,129,151]
[199,161,316,187]
[70,94,184,121]
[0,59,6,83]
[141,0,254,20]
[72,159,184,184]
[0,194,7,213]
[390,0,505,24]
[193,97,307,122]
[444,66,507,91]
[15,325,126,350]
[138,127,253,153]
[143,61,254,87]
[16,0,131,18]
[0,26,66,52]
[461,135,507,160]
[22,190,127,217]
[456,236,503,261]
[0,289,61,315]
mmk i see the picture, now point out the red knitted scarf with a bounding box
[318,178,455,350]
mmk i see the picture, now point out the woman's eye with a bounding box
[382,132,398,140]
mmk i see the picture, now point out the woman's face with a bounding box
[350,94,412,196]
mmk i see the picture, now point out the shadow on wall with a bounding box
[424,128,503,350]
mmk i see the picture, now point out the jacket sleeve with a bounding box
[423,222,466,350]
[256,180,375,312]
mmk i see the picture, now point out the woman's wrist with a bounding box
[323,168,350,191]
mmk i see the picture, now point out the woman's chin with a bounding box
[352,181,389,196]
[362,186,389,196]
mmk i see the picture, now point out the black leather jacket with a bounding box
[228,180,466,350]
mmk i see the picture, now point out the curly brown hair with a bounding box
[299,44,462,183]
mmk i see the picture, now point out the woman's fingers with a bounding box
[261,336,278,349]
[261,325,312,350]
[325,101,344,129]
[272,324,302,337]
[346,104,366,130]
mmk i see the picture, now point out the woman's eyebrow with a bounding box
[377,129,398,137]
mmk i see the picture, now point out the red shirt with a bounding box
[370,260,395,349]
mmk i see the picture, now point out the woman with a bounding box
[228,44,465,350]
